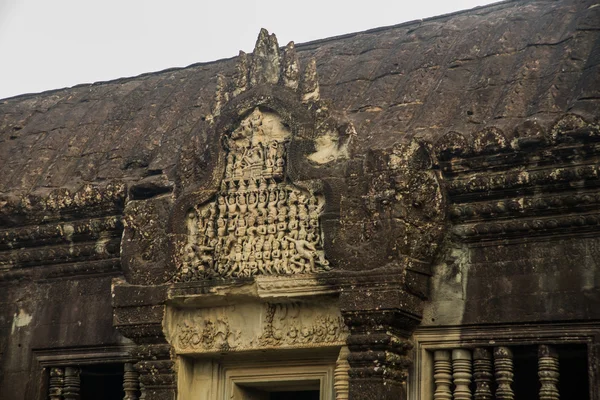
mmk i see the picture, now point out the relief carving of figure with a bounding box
[175,108,329,281]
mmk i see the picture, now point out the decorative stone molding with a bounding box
[0,182,126,227]
[0,184,125,281]
[132,344,177,400]
[255,274,339,298]
[435,115,600,244]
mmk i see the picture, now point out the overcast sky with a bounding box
[0,0,498,99]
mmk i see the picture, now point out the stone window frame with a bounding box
[408,322,600,400]
[32,344,135,400]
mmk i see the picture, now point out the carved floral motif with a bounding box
[177,318,239,351]
[259,303,348,346]
[173,302,348,352]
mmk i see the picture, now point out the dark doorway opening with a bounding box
[270,390,320,400]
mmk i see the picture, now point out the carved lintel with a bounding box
[170,301,348,353]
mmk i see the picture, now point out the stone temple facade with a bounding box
[1,1,600,399]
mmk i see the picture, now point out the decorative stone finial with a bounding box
[232,50,248,97]
[301,58,320,103]
[282,41,299,90]
[207,29,322,122]
[249,28,281,87]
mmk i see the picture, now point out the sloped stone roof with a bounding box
[0,0,598,197]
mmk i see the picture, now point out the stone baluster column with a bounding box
[539,345,560,400]
[452,349,472,400]
[124,362,140,400]
[48,367,64,400]
[473,348,493,400]
[63,366,81,400]
[433,350,452,400]
[334,346,350,400]
[494,347,514,400]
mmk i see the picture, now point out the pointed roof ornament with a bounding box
[282,41,299,91]
[206,29,322,122]
[301,59,320,103]
[249,28,281,87]
[232,51,248,97]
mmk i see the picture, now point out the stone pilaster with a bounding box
[112,282,176,400]
[340,282,420,400]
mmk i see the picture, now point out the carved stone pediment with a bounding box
[174,107,330,281]
[168,29,356,283]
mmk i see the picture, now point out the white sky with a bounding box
[0,0,498,99]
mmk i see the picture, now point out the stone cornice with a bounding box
[436,114,600,243]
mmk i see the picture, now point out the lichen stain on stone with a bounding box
[11,309,33,334]
[95,232,112,255]
[307,132,350,164]
[59,223,75,254]
[449,247,470,299]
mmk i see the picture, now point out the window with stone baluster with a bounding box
[409,324,598,400]
[34,346,140,400]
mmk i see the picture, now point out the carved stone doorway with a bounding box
[175,350,340,400]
